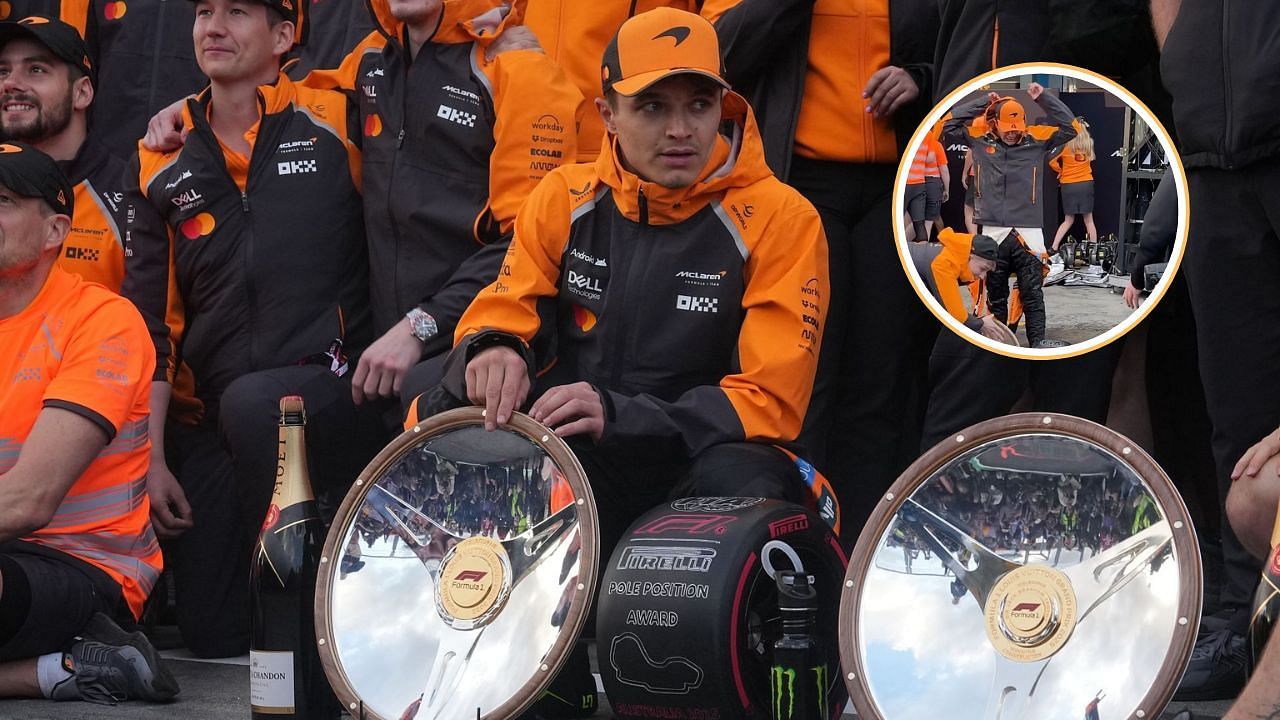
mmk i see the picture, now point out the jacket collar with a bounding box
[183,71,297,133]
[59,137,112,187]
[370,0,522,48]
[593,92,774,225]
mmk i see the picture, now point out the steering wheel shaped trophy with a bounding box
[314,408,598,719]
[839,413,1201,720]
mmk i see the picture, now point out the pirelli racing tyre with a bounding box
[597,498,847,720]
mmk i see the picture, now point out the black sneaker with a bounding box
[65,612,180,705]
[519,642,597,719]
[1173,626,1247,701]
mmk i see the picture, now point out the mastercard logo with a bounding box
[180,213,215,240]
[0,3,11,19]
[104,1,127,20]
[364,113,382,137]
[986,146,996,154]
[572,305,596,333]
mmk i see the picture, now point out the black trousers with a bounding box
[787,156,936,546]
[1183,160,1280,619]
[986,232,1047,346]
[164,365,387,657]
[922,329,1121,450]
[566,439,806,577]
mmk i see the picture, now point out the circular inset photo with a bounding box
[894,63,1187,359]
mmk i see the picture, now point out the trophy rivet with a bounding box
[318,638,326,646]
[885,492,895,501]
[577,498,585,505]
[355,479,363,486]
[578,583,585,590]
[1136,711,1145,718]
[413,426,421,433]
[1174,521,1184,529]
[1042,416,1052,424]
[350,703,357,710]
[1122,446,1132,455]
[541,664,549,672]
[320,557,327,563]
[955,434,965,442]
[542,435,550,442]
[1179,617,1188,625]
[847,672,855,681]
[482,409,487,417]
[845,580,854,588]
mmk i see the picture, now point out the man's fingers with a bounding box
[351,358,371,404]
[496,363,527,425]
[540,396,585,429]
[465,362,483,406]
[528,386,563,422]
[483,365,506,430]
[866,73,899,113]
[376,367,396,399]
[883,82,918,116]
[862,66,890,99]
[553,417,597,438]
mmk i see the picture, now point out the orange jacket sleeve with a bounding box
[301,31,387,92]
[720,194,828,443]
[475,48,584,234]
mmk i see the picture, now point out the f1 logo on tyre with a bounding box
[633,514,736,537]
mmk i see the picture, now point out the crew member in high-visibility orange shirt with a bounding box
[1050,116,1098,251]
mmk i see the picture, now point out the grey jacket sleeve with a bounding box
[1035,92,1078,157]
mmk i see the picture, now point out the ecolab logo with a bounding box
[438,104,477,127]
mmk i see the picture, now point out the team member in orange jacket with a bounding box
[124,0,382,657]
[416,13,827,714]
[908,227,998,332]
[1050,116,1097,251]
[0,143,177,704]
[271,0,585,412]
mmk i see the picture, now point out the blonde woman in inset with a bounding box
[1050,117,1098,251]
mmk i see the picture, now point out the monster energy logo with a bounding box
[771,666,796,719]
[770,664,830,719]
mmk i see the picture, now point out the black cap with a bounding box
[0,17,94,86]
[971,234,999,262]
[0,142,73,216]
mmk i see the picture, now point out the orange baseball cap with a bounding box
[600,7,729,97]
[994,98,1027,133]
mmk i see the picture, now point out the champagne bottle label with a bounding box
[250,650,295,712]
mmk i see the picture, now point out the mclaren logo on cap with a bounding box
[653,26,691,46]
[57,189,65,205]
[19,16,50,25]
[0,144,23,153]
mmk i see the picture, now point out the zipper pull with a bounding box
[397,128,406,148]
[241,192,250,212]
[638,186,648,226]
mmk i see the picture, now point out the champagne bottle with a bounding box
[770,571,828,720]
[1249,497,1280,671]
[249,396,336,718]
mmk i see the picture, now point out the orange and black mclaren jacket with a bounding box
[123,74,371,404]
[450,94,829,459]
[908,228,980,331]
[53,139,128,292]
[304,0,581,345]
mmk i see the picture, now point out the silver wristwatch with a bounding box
[405,308,438,342]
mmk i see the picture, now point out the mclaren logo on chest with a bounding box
[278,159,317,175]
[438,104,477,128]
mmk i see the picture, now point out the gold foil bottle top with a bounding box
[279,395,306,426]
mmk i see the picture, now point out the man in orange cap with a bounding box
[945,82,1076,347]
[412,10,831,715]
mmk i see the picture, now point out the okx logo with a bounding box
[278,159,317,175]
[437,104,477,128]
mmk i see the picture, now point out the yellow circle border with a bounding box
[892,62,1190,361]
